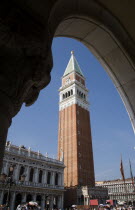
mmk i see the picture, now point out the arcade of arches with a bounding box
[0,1,135,173]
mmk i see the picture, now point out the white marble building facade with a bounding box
[0,142,64,209]
[96,179,135,205]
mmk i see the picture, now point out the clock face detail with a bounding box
[66,77,71,84]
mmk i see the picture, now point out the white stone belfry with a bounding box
[59,51,89,111]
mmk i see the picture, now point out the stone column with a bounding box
[58,195,64,209]
[87,197,89,205]
[14,164,20,181]
[57,196,61,209]
[61,194,64,209]
[61,173,64,186]
[4,162,9,175]
[42,170,47,184]
[25,166,30,182]
[83,196,85,205]
[22,193,27,203]
[0,191,4,205]
[10,191,16,210]
[51,172,55,185]
[34,168,39,183]
[50,195,54,209]
[41,195,45,209]
[33,194,36,202]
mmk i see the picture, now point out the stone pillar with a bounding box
[58,195,63,209]
[4,162,9,175]
[61,173,64,186]
[42,170,47,184]
[10,191,16,210]
[0,191,4,205]
[41,195,45,209]
[14,164,20,181]
[25,166,30,182]
[22,193,26,203]
[33,194,36,202]
[50,195,54,209]
[34,168,39,183]
[87,197,89,205]
[83,196,85,205]
[57,195,61,209]
[61,194,64,209]
[51,172,55,185]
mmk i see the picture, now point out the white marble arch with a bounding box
[49,0,135,133]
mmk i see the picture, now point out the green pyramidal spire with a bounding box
[63,51,84,77]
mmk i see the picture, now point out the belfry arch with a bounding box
[0,0,135,172]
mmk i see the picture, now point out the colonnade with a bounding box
[0,191,64,209]
[2,161,64,186]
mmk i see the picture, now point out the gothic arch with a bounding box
[49,0,135,133]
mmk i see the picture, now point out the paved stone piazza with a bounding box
[0,142,64,209]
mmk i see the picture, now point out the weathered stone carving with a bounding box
[0,2,53,118]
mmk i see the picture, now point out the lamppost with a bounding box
[0,166,26,208]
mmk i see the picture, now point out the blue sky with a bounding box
[8,37,135,181]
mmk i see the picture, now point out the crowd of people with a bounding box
[16,201,41,209]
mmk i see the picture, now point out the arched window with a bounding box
[38,170,43,183]
[79,91,81,97]
[81,93,83,98]
[65,92,67,98]
[47,172,51,184]
[84,94,86,99]
[71,89,73,95]
[19,166,25,180]
[63,94,65,99]
[55,173,58,185]
[36,195,42,206]
[29,168,34,182]
[26,194,32,202]
[3,192,10,205]
[15,194,22,208]
[68,91,70,97]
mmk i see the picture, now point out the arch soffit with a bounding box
[48,0,135,133]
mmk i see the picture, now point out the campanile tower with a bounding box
[58,51,95,188]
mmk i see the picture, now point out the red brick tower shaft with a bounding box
[58,51,95,188]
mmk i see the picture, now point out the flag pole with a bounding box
[129,159,135,203]
[120,155,128,203]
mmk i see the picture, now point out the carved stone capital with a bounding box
[0,1,53,118]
